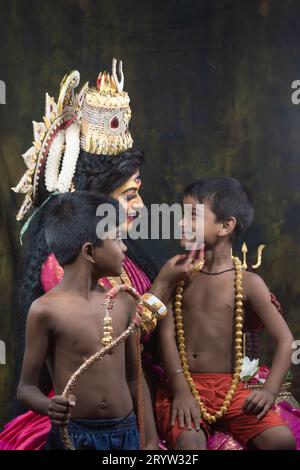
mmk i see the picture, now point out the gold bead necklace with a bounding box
[174,256,244,424]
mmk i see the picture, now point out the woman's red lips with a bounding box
[127,212,139,222]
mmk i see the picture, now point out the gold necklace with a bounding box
[174,256,244,424]
[98,267,132,289]
[120,267,132,287]
[99,267,133,346]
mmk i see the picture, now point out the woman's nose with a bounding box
[133,194,144,211]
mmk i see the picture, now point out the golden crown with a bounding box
[80,59,133,156]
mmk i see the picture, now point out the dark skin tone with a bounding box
[159,196,296,450]
[17,229,158,449]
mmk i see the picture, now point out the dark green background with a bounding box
[0,0,300,426]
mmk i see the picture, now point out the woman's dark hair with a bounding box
[183,176,254,240]
[73,148,145,193]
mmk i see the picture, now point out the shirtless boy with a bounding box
[157,177,296,450]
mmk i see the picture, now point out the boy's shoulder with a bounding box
[243,270,270,301]
[243,270,267,288]
[28,289,61,320]
[108,291,137,320]
[116,291,136,310]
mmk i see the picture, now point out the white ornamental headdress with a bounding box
[12,59,133,222]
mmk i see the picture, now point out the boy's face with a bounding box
[93,226,127,277]
[180,195,221,249]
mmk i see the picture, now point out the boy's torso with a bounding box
[179,270,251,374]
[44,287,134,419]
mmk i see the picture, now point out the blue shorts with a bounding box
[45,412,140,450]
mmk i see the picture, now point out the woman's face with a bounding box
[110,170,144,231]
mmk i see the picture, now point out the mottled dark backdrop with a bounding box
[0,0,300,426]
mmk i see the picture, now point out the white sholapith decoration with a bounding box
[112,58,124,92]
[45,131,65,192]
[240,356,259,382]
[57,122,80,193]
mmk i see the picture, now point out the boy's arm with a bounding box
[158,304,202,430]
[243,272,294,418]
[17,299,52,415]
[17,299,75,425]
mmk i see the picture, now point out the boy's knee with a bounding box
[175,430,206,450]
[252,426,296,450]
[272,432,296,450]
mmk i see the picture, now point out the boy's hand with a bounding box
[171,392,202,431]
[243,389,275,420]
[48,394,76,426]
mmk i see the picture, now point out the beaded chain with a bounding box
[174,256,244,424]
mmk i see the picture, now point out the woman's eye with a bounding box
[125,194,137,201]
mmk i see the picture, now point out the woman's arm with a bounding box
[149,249,204,304]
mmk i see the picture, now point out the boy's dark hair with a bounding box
[45,191,120,266]
[183,177,254,239]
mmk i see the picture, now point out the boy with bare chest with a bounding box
[157,177,296,450]
[17,191,160,450]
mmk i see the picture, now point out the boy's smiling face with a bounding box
[180,195,220,249]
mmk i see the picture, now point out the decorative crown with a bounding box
[80,58,133,156]
[12,59,134,222]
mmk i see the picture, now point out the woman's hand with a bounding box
[150,245,205,304]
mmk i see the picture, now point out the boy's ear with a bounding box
[218,216,237,237]
[81,242,96,263]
